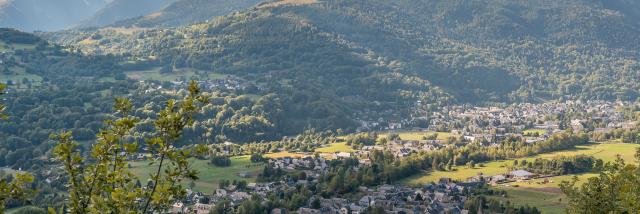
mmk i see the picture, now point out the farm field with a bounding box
[265,151,310,159]
[401,143,639,186]
[129,155,263,192]
[402,143,639,213]
[315,142,355,153]
[523,129,547,135]
[126,67,226,81]
[488,187,567,214]
[0,66,43,88]
[378,131,451,141]
[263,142,356,160]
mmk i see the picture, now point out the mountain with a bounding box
[50,0,640,97]
[0,0,109,32]
[42,0,640,133]
[78,0,178,28]
[111,0,265,28]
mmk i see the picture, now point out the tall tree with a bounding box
[51,81,207,213]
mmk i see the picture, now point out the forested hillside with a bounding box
[46,0,640,105]
[8,0,640,171]
[0,28,133,169]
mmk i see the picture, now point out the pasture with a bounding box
[315,142,355,153]
[401,143,639,186]
[402,143,639,213]
[129,155,263,192]
[378,131,451,141]
[523,129,547,136]
[488,187,567,214]
[265,151,310,159]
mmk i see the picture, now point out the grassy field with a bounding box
[523,129,547,135]
[126,67,226,81]
[401,143,639,186]
[315,142,356,153]
[378,131,451,141]
[263,142,356,160]
[491,173,597,214]
[265,151,310,158]
[402,143,639,213]
[0,66,43,88]
[129,155,263,192]
[488,187,567,214]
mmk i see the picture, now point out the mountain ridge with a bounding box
[0,0,109,31]
[109,0,265,28]
[77,0,178,28]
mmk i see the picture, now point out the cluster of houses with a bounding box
[385,140,444,158]
[299,181,480,214]
[357,101,637,146]
[169,176,482,214]
[138,75,261,94]
[269,156,329,172]
[469,170,537,186]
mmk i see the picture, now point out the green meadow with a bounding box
[129,155,263,192]
[488,187,567,214]
[315,142,356,153]
[401,143,639,186]
[378,131,452,141]
[402,143,639,213]
[523,129,547,135]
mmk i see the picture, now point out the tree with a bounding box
[467,160,476,169]
[560,150,640,213]
[310,197,321,209]
[250,153,265,163]
[0,173,35,213]
[51,81,207,213]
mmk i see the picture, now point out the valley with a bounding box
[0,0,639,213]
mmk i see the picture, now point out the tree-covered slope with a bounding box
[46,0,640,104]
[0,0,109,31]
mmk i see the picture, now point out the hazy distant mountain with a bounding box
[0,0,109,31]
[78,0,178,28]
[111,0,264,27]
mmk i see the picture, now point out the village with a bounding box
[359,100,635,143]
[137,75,261,94]
[173,155,481,214]
[166,154,552,214]
[34,100,637,214]
[167,100,639,213]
